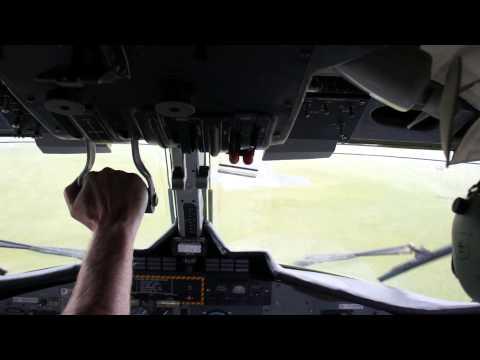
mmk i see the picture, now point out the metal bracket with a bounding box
[72,114,96,187]
[131,138,158,213]
[170,148,209,239]
[76,138,96,187]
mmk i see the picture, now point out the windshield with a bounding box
[0,140,477,302]
[0,139,172,273]
[209,145,479,302]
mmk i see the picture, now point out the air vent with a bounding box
[220,259,234,272]
[235,259,250,273]
[147,257,162,271]
[72,114,113,141]
[206,258,220,272]
[139,257,177,272]
[205,258,250,273]
[133,257,146,271]
[162,257,177,272]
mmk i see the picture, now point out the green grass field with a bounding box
[0,142,478,302]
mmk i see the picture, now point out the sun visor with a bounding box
[336,46,432,112]
[262,139,336,161]
[263,75,368,161]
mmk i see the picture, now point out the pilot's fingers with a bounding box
[64,179,82,211]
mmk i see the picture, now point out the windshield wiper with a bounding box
[0,239,85,261]
[294,244,429,267]
[378,245,452,282]
[294,243,453,282]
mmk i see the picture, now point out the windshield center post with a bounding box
[170,147,210,257]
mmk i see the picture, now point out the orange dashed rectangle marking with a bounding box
[134,274,205,305]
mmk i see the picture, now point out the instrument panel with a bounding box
[0,280,387,315]
[0,262,388,315]
[0,225,392,315]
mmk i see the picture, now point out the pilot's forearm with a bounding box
[62,224,136,315]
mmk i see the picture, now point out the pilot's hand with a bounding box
[64,167,148,234]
